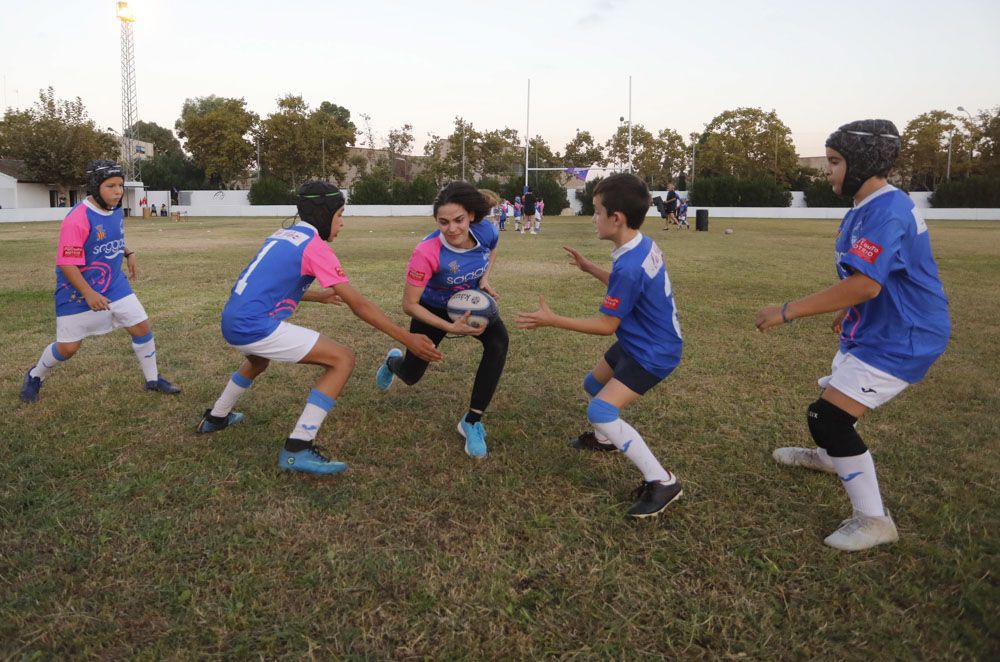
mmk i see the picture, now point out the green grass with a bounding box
[1,214,997,659]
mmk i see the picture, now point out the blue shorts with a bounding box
[604,341,665,395]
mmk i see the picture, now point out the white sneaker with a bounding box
[824,511,898,551]
[772,447,836,474]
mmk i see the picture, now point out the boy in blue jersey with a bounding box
[517,174,684,518]
[196,181,442,475]
[20,160,181,403]
[756,119,951,551]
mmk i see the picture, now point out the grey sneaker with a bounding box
[824,511,899,551]
[772,447,837,474]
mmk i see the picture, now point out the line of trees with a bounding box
[2,87,997,207]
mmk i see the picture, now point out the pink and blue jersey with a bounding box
[54,199,134,316]
[599,233,683,378]
[405,220,499,309]
[221,221,349,345]
[835,186,950,383]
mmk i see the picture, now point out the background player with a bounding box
[517,173,684,518]
[196,181,442,475]
[20,160,181,403]
[755,119,951,551]
[375,182,508,459]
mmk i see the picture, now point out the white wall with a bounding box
[188,190,251,206]
[16,183,52,208]
[0,172,16,209]
[167,204,434,217]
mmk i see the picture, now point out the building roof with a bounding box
[0,159,35,182]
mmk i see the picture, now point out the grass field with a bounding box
[1,213,997,659]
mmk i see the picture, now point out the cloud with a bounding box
[576,0,628,26]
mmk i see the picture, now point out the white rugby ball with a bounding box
[447,289,499,329]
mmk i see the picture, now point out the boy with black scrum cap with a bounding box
[755,120,951,551]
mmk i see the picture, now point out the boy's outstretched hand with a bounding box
[517,295,555,330]
[564,245,594,273]
[405,333,444,362]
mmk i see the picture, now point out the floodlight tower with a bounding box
[117,2,139,183]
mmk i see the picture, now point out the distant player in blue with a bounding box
[20,160,181,403]
[498,199,508,231]
[196,181,442,475]
[517,173,684,518]
[375,182,508,459]
[756,119,951,551]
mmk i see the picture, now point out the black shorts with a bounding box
[603,342,663,395]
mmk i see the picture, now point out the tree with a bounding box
[128,120,182,157]
[602,124,687,188]
[564,130,603,167]
[0,87,117,193]
[249,174,297,205]
[139,152,205,191]
[258,95,314,188]
[898,110,966,191]
[694,107,798,186]
[175,95,259,186]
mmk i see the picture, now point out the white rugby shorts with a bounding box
[818,351,909,409]
[56,293,149,342]
[230,321,320,363]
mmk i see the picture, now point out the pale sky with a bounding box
[2,0,998,160]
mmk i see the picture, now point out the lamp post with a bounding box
[461,124,466,181]
[958,106,974,176]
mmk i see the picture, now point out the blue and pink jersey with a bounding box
[405,220,499,309]
[834,186,950,382]
[221,221,349,346]
[54,199,134,316]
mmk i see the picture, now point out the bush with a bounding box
[349,173,438,205]
[576,177,604,215]
[248,175,296,205]
[688,176,791,207]
[804,178,852,207]
[930,176,1000,207]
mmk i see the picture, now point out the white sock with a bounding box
[593,417,673,483]
[31,343,67,380]
[831,451,885,517]
[816,447,835,470]
[289,389,335,442]
[211,371,254,417]
[131,333,159,382]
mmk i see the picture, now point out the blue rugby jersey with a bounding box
[599,233,683,378]
[835,186,950,382]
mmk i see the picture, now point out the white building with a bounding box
[0,159,87,209]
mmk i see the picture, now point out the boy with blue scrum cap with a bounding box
[517,173,684,518]
[756,119,951,551]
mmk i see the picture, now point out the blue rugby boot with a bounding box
[457,416,488,458]
[375,348,403,391]
[20,368,42,403]
[196,409,246,434]
[146,376,181,394]
[278,440,347,475]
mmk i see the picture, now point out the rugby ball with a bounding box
[447,289,499,329]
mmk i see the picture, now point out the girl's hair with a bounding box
[433,181,490,223]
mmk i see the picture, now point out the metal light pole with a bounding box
[627,75,633,174]
[117,2,139,185]
[958,106,974,176]
[462,125,466,181]
[690,140,696,186]
[524,79,530,189]
[946,131,954,181]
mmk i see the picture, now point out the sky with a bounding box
[2,0,999,160]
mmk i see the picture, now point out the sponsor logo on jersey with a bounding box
[448,260,460,273]
[445,265,488,285]
[408,269,426,281]
[96,224,106,240]
[849,238,882,264]
[603,295,621,310]
[336,266,346,278]
[62,246,84,259]
[92,237,126,258]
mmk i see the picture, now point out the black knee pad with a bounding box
[806,399,867,457]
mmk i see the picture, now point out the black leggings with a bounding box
[388,306,509,413]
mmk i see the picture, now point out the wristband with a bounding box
[780,302,793,324]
